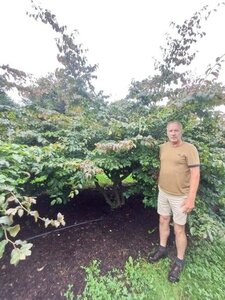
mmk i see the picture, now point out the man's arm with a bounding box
[182,166,200,213]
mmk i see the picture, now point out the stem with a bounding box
[9,192,45,222]
[3,226,16,248]
[94,180,114,207]
[203,54,225,81]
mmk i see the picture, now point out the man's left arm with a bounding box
[182,166,200,214]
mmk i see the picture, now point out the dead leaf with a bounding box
[37,265,45,272]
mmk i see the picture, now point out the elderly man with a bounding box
[149,121,200,283]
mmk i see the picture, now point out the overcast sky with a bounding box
[0,0,224,100]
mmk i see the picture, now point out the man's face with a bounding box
[167,123,182,145]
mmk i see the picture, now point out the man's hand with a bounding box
[181,197,195,214]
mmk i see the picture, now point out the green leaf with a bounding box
[18,209,24,217]
[0,160,10,168]
[22,242,33,252]
[7,224,20,237]
[0,174,8,183]
[29,210,39,222]
[10,243,33,266]
[0,194,5,205]
[0,240,8,259]
[0,184,15,192]
[31,175,47,183]
[0,216,12,225]
[14,239,24,246]
[10,248,24,265]
[6,207,18,216]
[11,154,23,163]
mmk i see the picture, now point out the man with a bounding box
[149,121,200,283]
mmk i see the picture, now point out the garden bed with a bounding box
[1,191,160,299]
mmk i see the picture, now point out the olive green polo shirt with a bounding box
[158,141,200,196]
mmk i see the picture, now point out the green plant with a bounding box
[67,237,225,299]
[0,190,65,265]
[0,142,66,265]
[1,1,225,267]
[64,284,75,300]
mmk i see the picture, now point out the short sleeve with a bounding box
[187,145,200,167]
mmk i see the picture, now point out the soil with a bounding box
[0,190,166,300]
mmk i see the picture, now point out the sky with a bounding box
[0,0,225,101]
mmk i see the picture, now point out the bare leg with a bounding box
[149,214,171,263]
[174,223,187,260]
[159,215,171,247]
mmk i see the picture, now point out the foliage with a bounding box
[0,142,66,265]
[127,2,225,105]
[0,90,17,107]
[91,129,158,208]
[1,1,225,266]
[0,0,106,113]
[64,284,75,300]
[122,1,225,241]
[65,238,225,299]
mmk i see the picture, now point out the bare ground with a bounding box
[0,190,163,300]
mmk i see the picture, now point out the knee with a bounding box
[159,215,170,225]
[174,224,185,236]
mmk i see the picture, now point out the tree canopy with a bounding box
[0,1,225,265]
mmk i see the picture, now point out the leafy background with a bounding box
[0,3,225,298]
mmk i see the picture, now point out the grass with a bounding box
[64,239,225,300]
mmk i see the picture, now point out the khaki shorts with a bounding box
[157,187,187,225]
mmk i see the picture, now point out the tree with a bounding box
[127,2,225,106]
[1,2,225,266]
[0,0,102,113]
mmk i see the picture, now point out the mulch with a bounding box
[0,190,163,300]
